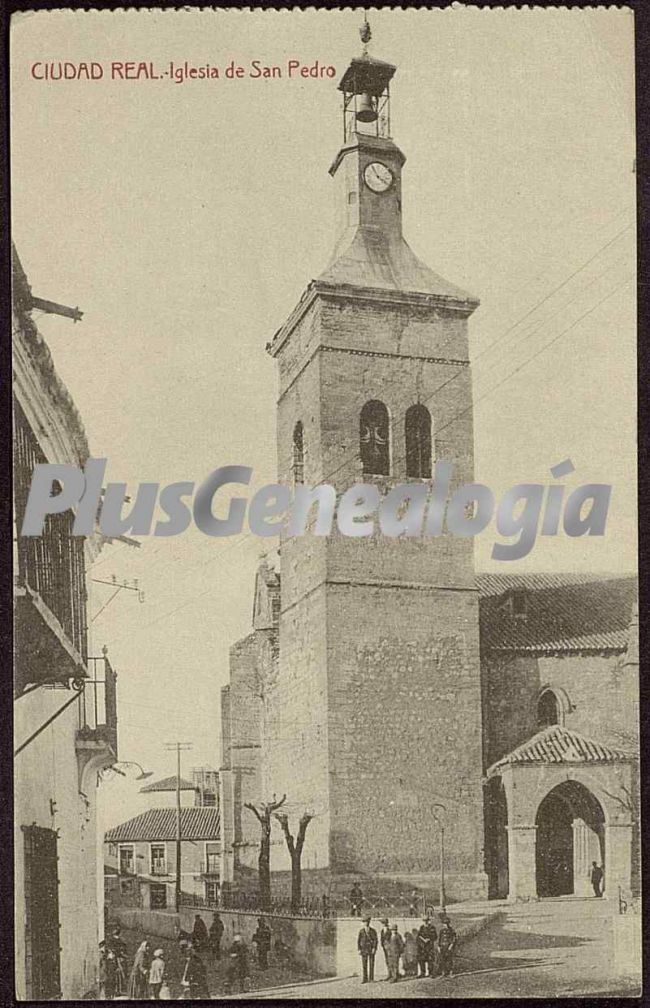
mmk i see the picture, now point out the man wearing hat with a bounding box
[357,916,378,983]
[437,914,457,977]
[386,923,405,983]
[379,918,391,979]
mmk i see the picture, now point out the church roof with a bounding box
[105,806,220,843]
[317,228,478,306]
[486,725,637,779]
[140,775,197,793]
[477,573,637,654]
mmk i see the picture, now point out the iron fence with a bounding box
[180,889,439,920]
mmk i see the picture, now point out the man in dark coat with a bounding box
[191,914,209,950]
[224,934,249,994]
[252,918,272,969]
[417,918,438,977]
[350,881,364,917]
[182,946,209,999]
[437,915,457,977]
[591,862,604,897]
[357,916,378,983]
[106,927,127,996]
[379,917,391,979]
[209,913,224,959]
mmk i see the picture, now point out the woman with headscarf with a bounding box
[128,939,151,999]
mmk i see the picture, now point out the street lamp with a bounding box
[110,761,153,780]
[432,802,447,912]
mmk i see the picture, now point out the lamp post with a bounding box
[432,802,447,911]
[110,761,153,780]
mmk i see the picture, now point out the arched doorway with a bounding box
[535,781,605,897]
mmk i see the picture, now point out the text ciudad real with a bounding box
[30,61,337,84]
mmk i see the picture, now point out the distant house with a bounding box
[139,775,199,807]
[137,769,220,809]
[105,806,220,910]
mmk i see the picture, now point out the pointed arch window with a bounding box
[537,690,559,728]
[360,400,390,476]
[293,421,305,484]
[405,404,432,478]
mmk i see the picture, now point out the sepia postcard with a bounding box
[10,4,639,1000]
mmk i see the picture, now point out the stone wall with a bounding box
[326,583,485,898]
[111,906,337,977]
[482,649,639,771]
[266,288,485,898]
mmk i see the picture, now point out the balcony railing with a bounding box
[13,402,88,671]
[76,651,118,757]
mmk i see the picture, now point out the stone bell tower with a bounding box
[264,23,487,900]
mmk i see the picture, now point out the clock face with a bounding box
[364,161,394,194]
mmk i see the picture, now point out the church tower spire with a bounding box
[321,25,477,306]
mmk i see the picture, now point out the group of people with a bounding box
[99,927,171,1000]
[99,914,287,999]
[357,913,458,984]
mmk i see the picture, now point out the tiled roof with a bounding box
[140,775,197,793]
[486,725,637,779]
[475,572,625,597]
[477,573,637,654]
[105,807,220,843]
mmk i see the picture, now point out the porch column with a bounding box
[606,822,633,899]
[506,824,537,900]
[572,819,600,896]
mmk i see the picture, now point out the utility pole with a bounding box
[164,742,193,913]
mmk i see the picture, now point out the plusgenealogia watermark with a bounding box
[20,457,611,561]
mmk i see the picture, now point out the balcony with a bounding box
[14,582,87,695]
[75,650,118,784]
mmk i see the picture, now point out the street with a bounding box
[233,898,641,999]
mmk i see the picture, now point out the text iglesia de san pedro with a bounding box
[219,30,639,907]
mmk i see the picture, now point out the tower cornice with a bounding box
[329,132,406,177]
[266,279,479,360]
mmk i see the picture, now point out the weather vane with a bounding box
[360,14,372,54]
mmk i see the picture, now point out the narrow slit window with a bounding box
[405,404,432,478]
[293,421,305,484]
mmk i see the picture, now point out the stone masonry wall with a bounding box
[482,649,639,771]
[326,582,486,899]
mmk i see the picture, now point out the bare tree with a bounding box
[244,794,286,911]
[274,811,314,914]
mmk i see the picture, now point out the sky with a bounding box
[11,8,636,825]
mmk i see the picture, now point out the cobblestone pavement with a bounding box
[230,898,641,1000]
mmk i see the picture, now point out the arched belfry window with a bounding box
[537,690,560,728]
[360,400,390,476]
[293,421,305,484]
[405,404,432,478]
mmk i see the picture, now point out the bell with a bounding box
[356,92,377,123]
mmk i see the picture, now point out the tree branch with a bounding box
[274,812,295,857]
[244,802,264,824]
[268,794,287,813]
[295,813,313,858]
